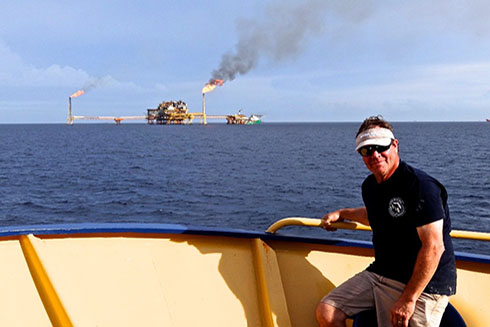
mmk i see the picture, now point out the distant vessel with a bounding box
[487,118,490,122]
[226,110,264,125]
[246,114,263,125]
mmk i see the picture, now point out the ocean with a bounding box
[1,122,488,255]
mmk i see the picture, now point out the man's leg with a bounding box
[316,271,377,327]
[316,302,348,327]
[410,293,448,327]
[372,275,449,327]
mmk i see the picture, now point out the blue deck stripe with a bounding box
[1,223,488,264]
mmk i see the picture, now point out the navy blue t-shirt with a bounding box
[363,161,456,295]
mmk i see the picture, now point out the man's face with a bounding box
[361,138,400,183]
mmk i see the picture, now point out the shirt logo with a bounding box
[388,197,406,218]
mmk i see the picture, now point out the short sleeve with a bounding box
[414,178,446,227]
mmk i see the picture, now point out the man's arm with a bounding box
[321,207,369,231]
[390,219,445,327]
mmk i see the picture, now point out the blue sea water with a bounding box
[0,122,488,255]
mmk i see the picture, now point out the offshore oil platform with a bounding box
[146,100,222,125]
[146,101,263,125]
[68,97,263,125]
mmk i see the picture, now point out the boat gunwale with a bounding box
[0,222,489,264]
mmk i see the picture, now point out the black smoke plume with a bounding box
[210,0,374,83]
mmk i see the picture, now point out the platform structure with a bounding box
[146,99,229,125]
[145,110,228,125]
[67,115,147,125]
[67,97,146,125]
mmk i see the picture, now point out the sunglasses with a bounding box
[358,143,392,157]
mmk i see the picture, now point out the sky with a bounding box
[1,0,490,123]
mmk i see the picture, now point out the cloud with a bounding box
[0,39,84,87]
[309,61,490,120]
[0,38,144,93]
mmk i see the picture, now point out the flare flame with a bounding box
[70,89,85,98]
[202,79,224,94]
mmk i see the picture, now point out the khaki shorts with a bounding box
[321,270,448,327]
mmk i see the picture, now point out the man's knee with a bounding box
[316,301,347,327]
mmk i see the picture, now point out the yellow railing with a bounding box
[266,217,490,242]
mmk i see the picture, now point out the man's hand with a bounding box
[321,211,342,231]
[321,207,370,231]
[390,297,415,327]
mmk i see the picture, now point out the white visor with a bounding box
[355,128,394,151]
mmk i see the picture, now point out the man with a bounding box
[316,116,456,327]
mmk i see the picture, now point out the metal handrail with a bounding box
[266,217,490,242]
